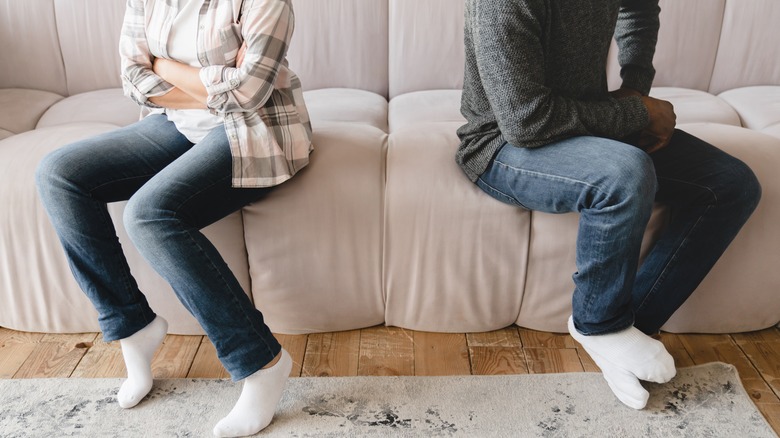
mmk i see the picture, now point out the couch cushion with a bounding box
[242,122,387,334]
[384,122,530,332]
[718,86,780,132]
[289,0,389,97]
[607,0,725,92]
[709,0,780,94]
[303,88,389,132]
[54,0,126,96]
[0,129,13,142]
[649,87,741,126]
[388,0,465,98]
[0,89,63,135]
[37,89,141,129]
[0,0,67,95]
[389,90,464,132]
[0,123,117,333]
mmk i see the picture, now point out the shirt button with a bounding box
[230,79,238,86]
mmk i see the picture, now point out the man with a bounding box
[457,0,761,409]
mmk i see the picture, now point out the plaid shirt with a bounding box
[120,0,313,188]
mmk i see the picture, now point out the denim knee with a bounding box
[721,159,762,217]
[598,147,657,210]
[123,190,168,247]
[35,148,74,201]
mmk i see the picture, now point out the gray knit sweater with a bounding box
[457,0,659,182]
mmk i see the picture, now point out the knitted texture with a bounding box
[457,0,659,181]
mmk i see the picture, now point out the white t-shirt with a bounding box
[166,0,222,143]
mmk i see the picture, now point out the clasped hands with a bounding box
[611,88,677,154]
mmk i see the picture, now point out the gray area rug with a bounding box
[0,362,775,437]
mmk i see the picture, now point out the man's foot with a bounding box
[117,316,168,408]
[213,349,292,437]
[568,315,675,409]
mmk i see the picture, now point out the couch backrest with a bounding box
[608,0,780,94]
[708,0,780,94]
[287,0,389,97]
[0,0,68,95]
[1,0,777,98]
[54,0,126,96]
[387,0,465,99]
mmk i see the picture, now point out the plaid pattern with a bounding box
[120,0,312,188]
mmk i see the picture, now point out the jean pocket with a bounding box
[476,178,528,209]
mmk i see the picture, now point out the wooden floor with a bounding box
[2,325,779,431]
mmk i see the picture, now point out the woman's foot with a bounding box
[213,349,292,437]
[117,316,168,408]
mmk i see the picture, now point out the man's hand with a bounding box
[639,96,676,153]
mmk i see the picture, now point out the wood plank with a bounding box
[519,328,576,349]
[357,326,414,376]
[0,329,45,378]
[525,348,584,374]
[756,403,780,432]
[732,328,780,344]
[275,333,308,378]
[0,344,40,378]
[732,332,780,399]
[301,331,360,377]
[679,334,779,404]
[0,328,45,345]
[187,337,228,379]
[575,348,600,373]
[468,328,527,375]
[467,327,522,348]
[413,332,470,376]
[657,333,695,368]
[13,333,97,378]
[71,334,126,378]
[151,335,201,379]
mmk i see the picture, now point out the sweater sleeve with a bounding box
[472,0,648,148]
[615,0,660,95]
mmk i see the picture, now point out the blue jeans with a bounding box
[36,115,280,380]
[476,129,761,335]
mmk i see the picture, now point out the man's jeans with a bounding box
[476,129,761,335]
[35,115,280,380]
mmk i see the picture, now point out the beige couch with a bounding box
[1,0,779,336]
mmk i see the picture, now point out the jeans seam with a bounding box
[168,174,277,369]
[492,158,609,199]
[635,203,713,315]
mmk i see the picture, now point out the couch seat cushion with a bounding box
[389,89,464,132]
[36,88,141,129]
[718,86,780,135]
[0,88,63,135]
[649,87,741,126]
[303,88,388,132]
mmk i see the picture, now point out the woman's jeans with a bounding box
[35,114,280,380]
[477,129,761,335]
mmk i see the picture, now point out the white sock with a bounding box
[213,349,292,438]
[568,315,676,384]
[117,316,168,409]
[589,349,650,409]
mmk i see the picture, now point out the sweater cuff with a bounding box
[620,65,655,96]
[617,96,650,136]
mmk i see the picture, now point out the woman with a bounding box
[35,0,312,435]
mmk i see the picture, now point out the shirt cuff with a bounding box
[620,66,656,96]
[200,65,241,111]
